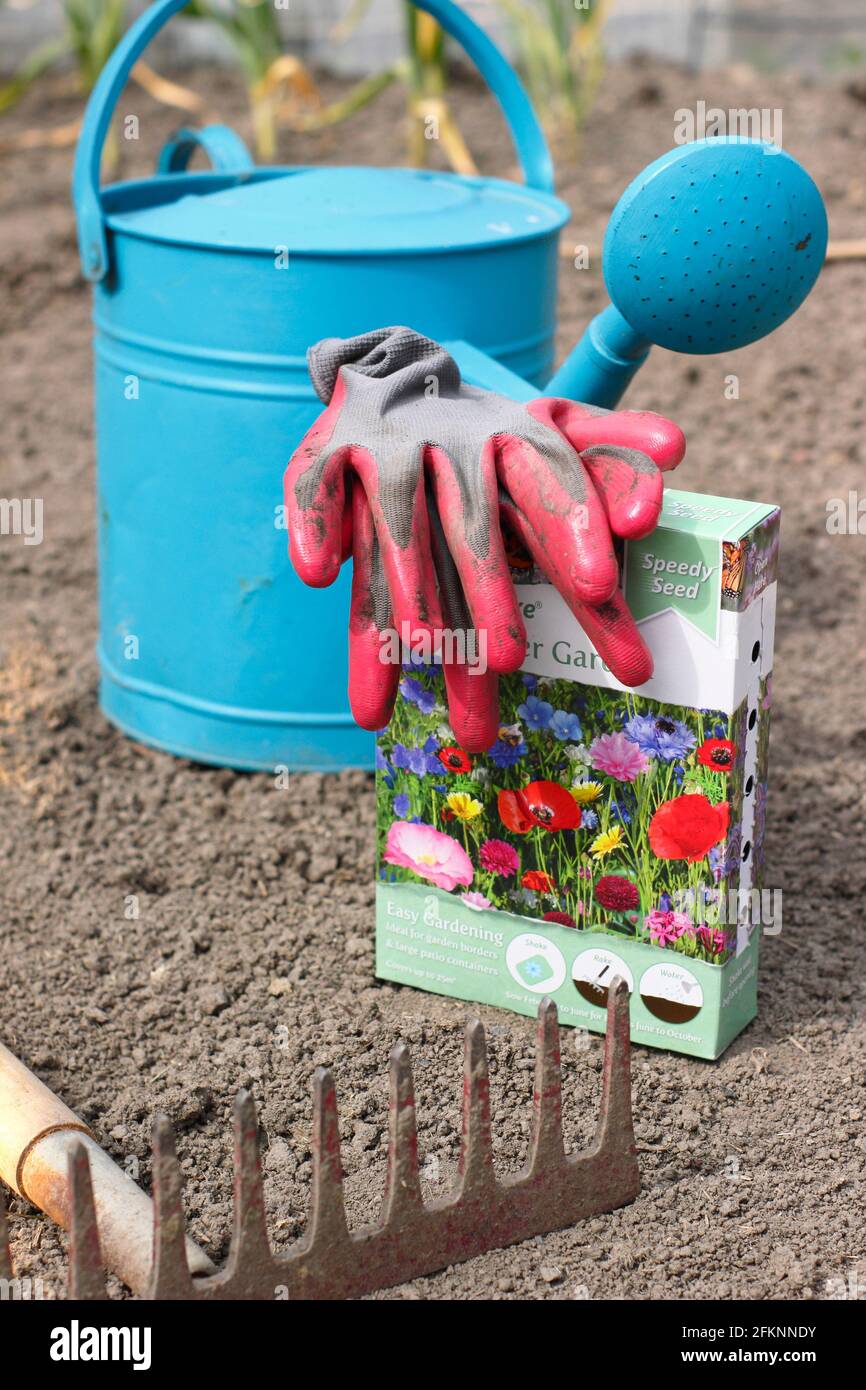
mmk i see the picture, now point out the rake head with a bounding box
[2,984,638,1300]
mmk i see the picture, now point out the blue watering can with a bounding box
[72,0,826,773]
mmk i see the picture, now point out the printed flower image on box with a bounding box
[375,489,780,1059]
[377,673,746,965]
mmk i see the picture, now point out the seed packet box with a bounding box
[375,489,779,1060]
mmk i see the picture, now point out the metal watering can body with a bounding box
[73,0,569,771]
[74,0,827,772]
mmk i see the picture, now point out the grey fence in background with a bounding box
[1,0,864,78]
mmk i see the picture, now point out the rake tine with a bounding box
[225,1090,272,1281]
[596,978,636,1154]
[0,1196,12,1281]
[527,998,566,1178]
[149,1113,195,1299]
[456,1018,496,1198]
[305,1068,350,1252]
[381,1041,423,1225]
[68,1143,107,1300]
[13,997,639,1299]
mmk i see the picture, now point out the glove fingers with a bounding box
[428,493,500,753]
[579,446,663,540]
[425,442,526,675]
[527,397,683,540]
[307,327,403,404]
[498,491,653,688]
[350,445,444,642]
[530,398,686,472]
[494,434,619,606]
[347,482,400,731]
[284,379,351,588]
[567,589,654,687]
[340,504,353,565]
[441,660,501,755]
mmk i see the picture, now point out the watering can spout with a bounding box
[447,317,650,411]
[544,306,651,409]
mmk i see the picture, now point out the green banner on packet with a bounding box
[625,530,722,640]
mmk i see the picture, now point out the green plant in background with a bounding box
[0,0,483,172]
[185,0,320,160]
[493,0,607,144]
[0,0,316,161]
[404,3,475,174]
[0,1,598,167]
[0,0,204,155]
[282,0,477,175]
[0,0,127,113]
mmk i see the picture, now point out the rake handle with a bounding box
[0,1041,213,1294]
[0,1040,89,1196]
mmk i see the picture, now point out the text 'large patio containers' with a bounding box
[72,0,569,771]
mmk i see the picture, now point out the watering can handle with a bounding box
[72,0,554,282]
[156,124,254,175]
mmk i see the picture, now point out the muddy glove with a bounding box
[284,326,685,751]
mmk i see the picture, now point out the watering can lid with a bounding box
[105,166,570,256]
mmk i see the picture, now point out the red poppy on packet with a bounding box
[696,738,737,772]
[522,870,556,893]
[438,746,472,774]
[498,780,582,835]
[648,794,729,863]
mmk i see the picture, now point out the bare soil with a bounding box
[1,58,865,1301]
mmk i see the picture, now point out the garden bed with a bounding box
[1,57,865,1299]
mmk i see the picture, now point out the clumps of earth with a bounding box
[1,57,865,1300]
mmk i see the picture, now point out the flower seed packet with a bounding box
[375,489,780,1059]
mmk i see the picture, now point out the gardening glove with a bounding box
[284,326,685,750]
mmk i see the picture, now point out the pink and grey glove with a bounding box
[284,326,685,751]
